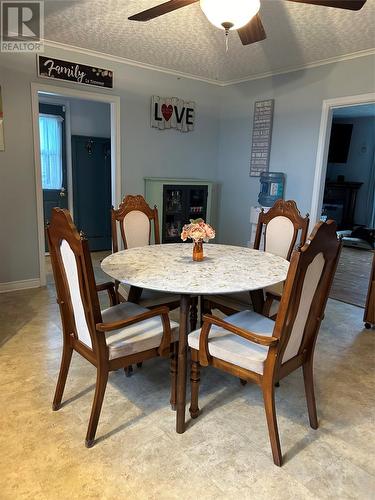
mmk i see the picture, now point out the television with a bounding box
[328,123,353,164]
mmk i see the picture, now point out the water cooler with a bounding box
[249,172,285,247]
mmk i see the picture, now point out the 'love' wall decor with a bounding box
[250,99,274,177]
[151,96,195,132]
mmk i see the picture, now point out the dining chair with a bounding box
[204,199,309,318]
[188,220,342,466]
[46,208,179,447]
[111,194,180,310]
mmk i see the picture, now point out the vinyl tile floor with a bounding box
[0,257,374,499]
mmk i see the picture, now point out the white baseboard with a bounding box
[0,278,41,293]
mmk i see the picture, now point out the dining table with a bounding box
[101,242,289,434]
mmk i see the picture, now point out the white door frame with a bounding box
[310,92,375,226]
[31,82,121,286]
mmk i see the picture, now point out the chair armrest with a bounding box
[96,281,118,306]
[96,306,172,357]
[198,314,278,366]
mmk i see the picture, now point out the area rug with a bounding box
[330,247,374,308]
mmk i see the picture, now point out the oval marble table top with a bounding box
[101,243,289,296]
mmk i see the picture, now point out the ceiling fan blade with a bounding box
[286,0,366,10]
[237,15,267,45]
[128,0,199,21]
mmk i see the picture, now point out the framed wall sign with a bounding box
[151,96,195,132]
[0,86,4,151]
[37,55,113,88]
[250,99,274,177]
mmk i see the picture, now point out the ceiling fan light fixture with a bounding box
[200,0,260,30]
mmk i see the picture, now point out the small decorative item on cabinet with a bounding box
[181,218,215,261]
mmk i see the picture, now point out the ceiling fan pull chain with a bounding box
[221,21,233,53]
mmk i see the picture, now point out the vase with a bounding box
[193,240,204,262]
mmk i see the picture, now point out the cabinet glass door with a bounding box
[163,187,185,242]
[188,187,208,220]
[162,184,209,243]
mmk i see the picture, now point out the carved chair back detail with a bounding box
[111,194,160,252]
[254,199,309,260]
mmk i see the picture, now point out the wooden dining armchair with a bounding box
[204,199,309,317]
[111,194,179,310]
[188,220,342,466]
[46,208,179,447]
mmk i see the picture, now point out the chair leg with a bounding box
[262,382,282,466]
[136,362,143,369]
[124,365,133,377]
[263,294,274,317]
[170,343,178,410]
[202,297,212,316]
[52,343,73,411]
[189,351,201,419]
[240,379,247,386]
[190,297,198,332]
[303,357,318,429]
[85,367,109,448]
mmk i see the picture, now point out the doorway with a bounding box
[31,83,121,286]
[39,102,68,252]
[311,94,375,308]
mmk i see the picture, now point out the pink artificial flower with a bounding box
[180,219,216,243]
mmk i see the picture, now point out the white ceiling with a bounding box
[44,0,375,83]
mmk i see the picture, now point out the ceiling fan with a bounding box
[128,0,367,46]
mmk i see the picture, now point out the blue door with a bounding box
[71,135,112,251]
[39,103,68,251]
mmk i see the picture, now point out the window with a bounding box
[39,114,63,190]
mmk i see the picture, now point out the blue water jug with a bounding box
[258,172,285,207]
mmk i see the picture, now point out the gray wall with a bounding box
[0,47,220,283]
[327,116,375,226]
[0,47,374,285]
[69,99,111,138]
[216,55,375,246]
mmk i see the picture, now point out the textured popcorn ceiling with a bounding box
[44,0,375,83]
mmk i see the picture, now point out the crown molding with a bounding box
[43,39,221,86]
[43,39,375,87]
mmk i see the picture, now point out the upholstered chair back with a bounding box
[273,221,341,365]
[254,200,309,261]
[46,208,101,350]
[123,210,151,249]
[265,216,296,258]
[111,194,160,252]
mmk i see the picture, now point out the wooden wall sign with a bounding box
[151,96,195,132]
[37,55,113,88]
[250,99,274,177]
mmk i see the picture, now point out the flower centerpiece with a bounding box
[181,218,215,261]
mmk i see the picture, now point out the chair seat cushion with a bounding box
[118,284,178,308]
[102,302,179,360]
[188,310,275,374]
